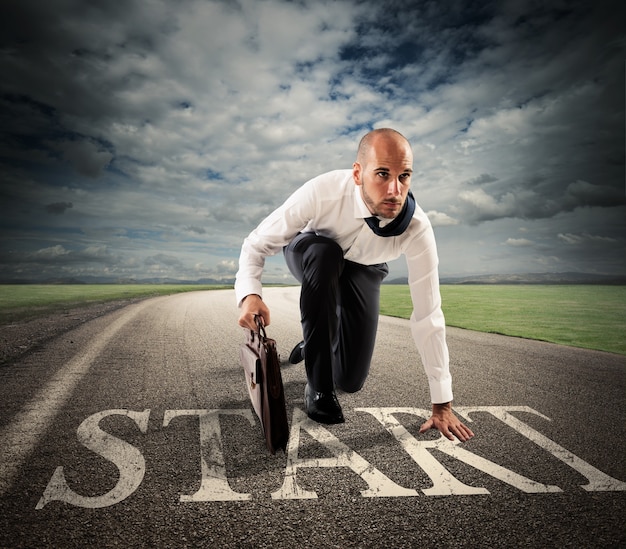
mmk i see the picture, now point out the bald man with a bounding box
[236,129,474,442]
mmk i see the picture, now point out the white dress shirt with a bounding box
[235,169,453,404]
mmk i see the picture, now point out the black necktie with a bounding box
[364,191,416,237]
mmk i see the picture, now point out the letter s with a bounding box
[36,409,150,509]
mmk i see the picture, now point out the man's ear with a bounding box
[353,162,362,186]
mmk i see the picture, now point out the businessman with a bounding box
[236,128,474,442]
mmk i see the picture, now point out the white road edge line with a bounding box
[0,298,155,496]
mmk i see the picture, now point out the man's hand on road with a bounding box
[419,402,475,442]
[238,294,271,331]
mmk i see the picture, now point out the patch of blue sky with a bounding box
[458,117,475,134]
[103,160,129,179]
[293,59,320,77]
[205,168,224,180]
[337,122,373,137]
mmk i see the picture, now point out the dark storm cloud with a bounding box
[0,244,118,268]
[45,202,73,215]
[565,181,626,210]
[457,180,626,225]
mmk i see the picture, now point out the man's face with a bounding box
[353,136,413,219]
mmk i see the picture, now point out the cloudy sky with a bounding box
[1,0,624,283]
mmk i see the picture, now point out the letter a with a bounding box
[272,408,418,499]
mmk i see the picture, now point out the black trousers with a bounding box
[284,232,389,393]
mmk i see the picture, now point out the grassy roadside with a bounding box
[380,284,626,356]
[1,284,625,356]
[0,284,231,324]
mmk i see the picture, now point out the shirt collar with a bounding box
[353,181,374,219]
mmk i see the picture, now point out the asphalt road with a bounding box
[1,287,625,548]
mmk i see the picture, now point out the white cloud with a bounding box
[33,245,70,260]
[426,210,459,227]
[558,233,619,245]
[457,188,518,220]
[505,238,533,247]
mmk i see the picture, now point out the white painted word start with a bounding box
[36,406,626,509]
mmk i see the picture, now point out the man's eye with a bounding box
[400,173,411,181]
[376,172,389,178]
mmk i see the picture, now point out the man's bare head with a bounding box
[353,128,414,219]
[356,128,412,164]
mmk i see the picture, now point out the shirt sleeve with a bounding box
[404,221,453,404]
[234,182,317,305]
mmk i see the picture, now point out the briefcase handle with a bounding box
[254,314,267,340]
[246,314,267,346]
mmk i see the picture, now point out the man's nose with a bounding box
[388,178,402,196]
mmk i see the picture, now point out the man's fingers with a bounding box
[418,418,433,434]
[450,422,474,442]
[238,311,270,331]
[238,295,270,330]
[450,425,465,442]
[254,312,269,327]
[420,416,475,443]
[238,313,256,330]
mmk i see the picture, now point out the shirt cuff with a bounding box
[428,376,453,404]
[234,279,263,307]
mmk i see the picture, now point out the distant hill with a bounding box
[386,272,626,285]
[0,276,237,285]
[3,272,625,285]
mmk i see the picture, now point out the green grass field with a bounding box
[1,284,624,356]
[380,284,626,355]
[0,284,230,324]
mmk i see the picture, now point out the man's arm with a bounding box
[419,402,474,442]
[235,178,320,331]
[237,294,271,330]
[403,213,474,442]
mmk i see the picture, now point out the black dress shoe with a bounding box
[304,383,345,424]
[288,341,305,364]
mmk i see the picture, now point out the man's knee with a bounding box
[305,236,342,264]
[285,233,343,283]
[300,236,344,281]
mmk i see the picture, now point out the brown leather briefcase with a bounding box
[239,316,289,454]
